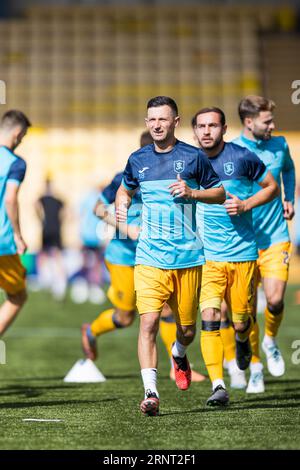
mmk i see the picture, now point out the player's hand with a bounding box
[169,174,193,199]
[283,201,295,220]
[224,192,246,215]
[115,205,128,223]
[14,234,27,255]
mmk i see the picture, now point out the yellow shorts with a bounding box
[200,260,256,323]
[257,241,291,282]
[105,260,136,311]
[134,264,202,326]
[0,254,26,295]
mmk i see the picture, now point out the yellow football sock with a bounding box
[91,308,116,337]
[265,306,283,338]
[200,330,224,382]
[250,320,260,363]
[236,315,254,342]
[220,322,236,362]
[159,319,177,357]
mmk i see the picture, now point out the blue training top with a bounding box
[233,134,295,250]
[122,140,222,269]
[0,146,26,255]
[197,142,267,262]
[99,172,142,267]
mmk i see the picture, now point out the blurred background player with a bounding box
[36,178,67,301]
[81,130,206,383]
[0,110,30,336]
[78,185,107,303]
[294,184,300,257]
[192,107,278,406]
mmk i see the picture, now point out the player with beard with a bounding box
[192,107,279,406]
[230,96,296,393]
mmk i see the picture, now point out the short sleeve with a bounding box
[122,158,139,190]
[243,149,267,182]
[7,158,26,185]
[101,172,123,204]
[197,150,222,189]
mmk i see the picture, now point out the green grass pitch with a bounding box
[0,285,300,450]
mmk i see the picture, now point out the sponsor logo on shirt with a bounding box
[138,167,149,180]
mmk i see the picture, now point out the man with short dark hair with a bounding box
[192,107,279,406]
[116,96,225,415]
[0,110,31,336]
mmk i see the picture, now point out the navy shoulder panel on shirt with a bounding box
[7,156,26,183]
[123,139,221,190]
[209,142,265,182]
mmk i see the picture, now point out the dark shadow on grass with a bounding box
[0,397,118,410]
[7,376,64,382]
[159,399,300,416]
[104,374,140,380]
[228,402,300,411]
[0,389,42,398]
[158,394,300,416]
[264,378,300,386]
[237,393,300,404]
[158,406,228,417]
[0,383,89,399]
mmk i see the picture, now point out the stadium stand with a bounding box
[0,4,299,270]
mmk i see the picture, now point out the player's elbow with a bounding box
[271,182,280,199]
[5,195,16,210]
[216,186,226,204]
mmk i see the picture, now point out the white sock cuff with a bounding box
[141,368,159,398]
[212,378,225,390]
[250,362,263,374]
[172,340,186,358]
[263,335,276,347]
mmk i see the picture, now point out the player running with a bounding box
[192,107,279,406]
[232,96,296,393]
[81,131,206,383]
[116,96,225,416]
[0,110,31,337]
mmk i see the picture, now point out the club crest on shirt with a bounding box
[224,162,234,176]
[174,160,185,174]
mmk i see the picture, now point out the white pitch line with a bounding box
[22,418,63,422]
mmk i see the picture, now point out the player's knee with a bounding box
[140,313,160,337]
[7,289,27,307]
[233,321,248,333]
[115,309,135,327]
[267,300,284,315]
[160,303,172,318]
[177,324,196,342]
[201,307,220,322]
[220,301,229,322]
